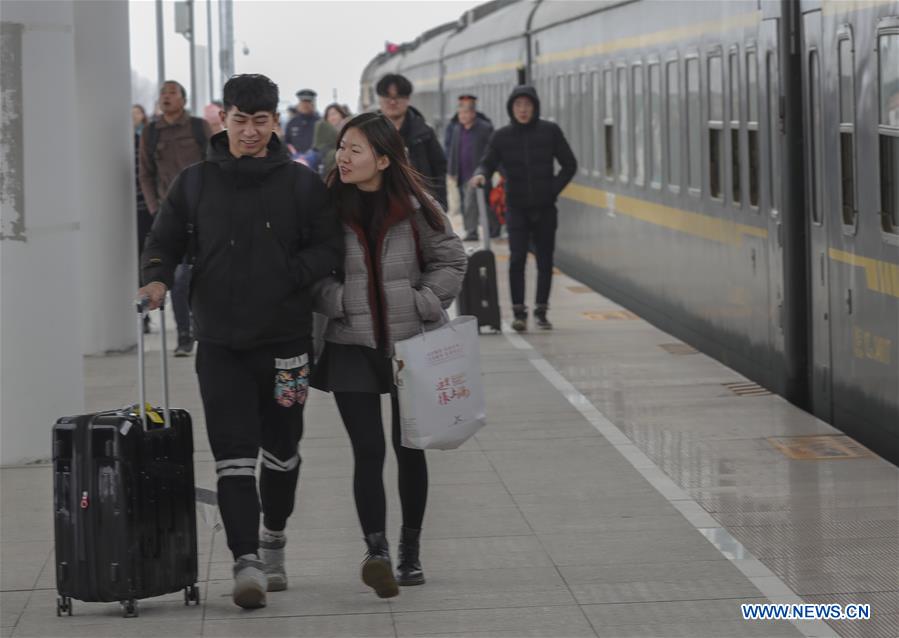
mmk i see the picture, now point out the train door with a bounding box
[761,17,785,364]
[801,9,833,419]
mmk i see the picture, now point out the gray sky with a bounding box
[130,0,481,114]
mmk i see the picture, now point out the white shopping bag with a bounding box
[394,315,486,449]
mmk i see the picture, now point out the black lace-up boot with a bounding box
[361,532,399,598]
[396,527,425,586]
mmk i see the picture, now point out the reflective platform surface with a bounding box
[1,235,896,638]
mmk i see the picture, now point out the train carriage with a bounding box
[359,0,899,463]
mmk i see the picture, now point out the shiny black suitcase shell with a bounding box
[457,248,502,332]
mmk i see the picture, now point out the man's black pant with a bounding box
[507,207,557,308]
[196,338,310,559]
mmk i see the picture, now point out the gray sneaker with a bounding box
[232,555,267,609]
[259,530,287,592]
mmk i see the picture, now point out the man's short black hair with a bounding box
[376,74,413,98]
[222,74,279,114]
[161,80,187,99]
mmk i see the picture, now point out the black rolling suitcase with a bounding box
[52,300,199,618]
[457,187,501,333]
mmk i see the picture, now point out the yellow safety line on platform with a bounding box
[561,182,768,247]
[829,248,899,299]
[535,11,761,65]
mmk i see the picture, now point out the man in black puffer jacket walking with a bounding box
[471,85,577,331]
[138,74,343,610]
[377,73,447,208]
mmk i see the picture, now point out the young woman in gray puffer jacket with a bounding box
[311,112,466,599]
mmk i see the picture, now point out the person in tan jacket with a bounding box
[138,80,212,356]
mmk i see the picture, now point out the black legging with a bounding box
[334,391,428,536]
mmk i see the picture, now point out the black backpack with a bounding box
[144,116,208,162]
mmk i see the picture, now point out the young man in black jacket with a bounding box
[472,85,577,331]
[377,73,447,208]
[138,74,343,610]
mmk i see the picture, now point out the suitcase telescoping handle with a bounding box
[476,186,491,252]
[136,296,171,429]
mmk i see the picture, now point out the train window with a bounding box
[838,33,857,228]
[667,60,681,190]
[558,75,567,133]
[633,64,645,186]
[618,66,629,182]
[708,53,724,200]
[604,69,614,176]
[766,51,779,211]
[582,72,593,176]
[570,74,580,168]
[592,70,601,175]
[808,49,821,224]
[649,63,662,188]
[729,50,741,207]
[687,57,701,193]
[878,31,899,234]
[747,50,759,209]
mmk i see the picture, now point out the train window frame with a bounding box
[648,58,662,190]
[581,70,593,178]
[666,55,682,194]
[807,47,823,227]
[603,66,615,180]
[746,45,760,212]
[766,49,780,215]
[617,63,630,184]
[729,45,742,210]
[876,19,899,241]
[557,74,566,133]
[686,52,701,197]
[570,71,583,176]
[591,69,602,178]
[837,25,858,235]
[707,47,724,202]
[632,61,646,187]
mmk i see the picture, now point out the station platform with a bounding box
[1,235,897,638]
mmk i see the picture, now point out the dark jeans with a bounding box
[333,390,428,535]
[172,263,192,339]
[507,207,557,308]
[196,339,310,559]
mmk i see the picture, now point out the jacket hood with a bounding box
[208,130,292,184]
[400,106,433,144]
[506,85,541,127]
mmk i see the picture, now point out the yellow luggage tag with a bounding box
[131,402,164,424]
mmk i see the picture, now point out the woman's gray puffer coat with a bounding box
[313,195,466,355]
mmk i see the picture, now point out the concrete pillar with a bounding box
[0,1,135,465]
[72,0,137,356]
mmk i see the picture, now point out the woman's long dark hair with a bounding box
[323,103,350,122]
[326,112,445,231]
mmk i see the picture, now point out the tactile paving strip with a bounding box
[659,343,699,355]
[762,552,899,595]
[567,285,594,293]
[803,591,899,638]
[722,381,773,396]
[768,435,877,460]
[581,310,640,320]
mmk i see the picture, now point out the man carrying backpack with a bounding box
[139,80,212,356]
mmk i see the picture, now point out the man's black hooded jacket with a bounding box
[142,131,343,350]
[396,106,447,208]
[476,85,577,210]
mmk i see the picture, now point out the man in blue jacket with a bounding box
[138,74,342,610]
[472,85,577,331]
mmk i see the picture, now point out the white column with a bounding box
[0,0,135,465]
[73,0,137,356]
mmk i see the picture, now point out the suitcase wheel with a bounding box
[121,599,139,618]
[184,584,200,606]
[56,596,72,617]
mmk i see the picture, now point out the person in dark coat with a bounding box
[284,88,320,156]
[376,74,447,208]
[445,94,495,240]
[471,85,577,331]
[138,74,343,611]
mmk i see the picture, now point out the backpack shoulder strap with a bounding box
[190,117,208,159]
[144,121,158,169]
